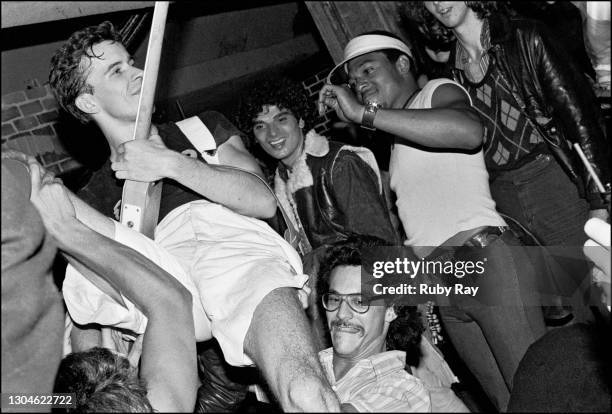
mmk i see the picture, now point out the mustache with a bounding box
[331,320,363,332]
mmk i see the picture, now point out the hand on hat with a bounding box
[318,83,364,125]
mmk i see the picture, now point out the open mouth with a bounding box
[437,6,451,16]
[267,138,286,150]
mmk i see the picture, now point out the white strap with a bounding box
[175,116,220,164]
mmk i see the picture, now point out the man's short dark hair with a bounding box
[317,235,424,366]
[49,21,122,124]
[54,347,152,412]
[234,76,319,150]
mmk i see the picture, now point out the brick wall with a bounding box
[301,66,334,135]
[1,79,80,175]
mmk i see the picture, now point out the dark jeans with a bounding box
[490,154,589,247]
[437,230,547,411]
[490,154,591,317]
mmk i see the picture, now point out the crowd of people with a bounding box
[2,1,610,412]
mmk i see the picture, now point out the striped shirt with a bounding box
[319,348,432,412]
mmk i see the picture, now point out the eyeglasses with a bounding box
[322,293,370,313]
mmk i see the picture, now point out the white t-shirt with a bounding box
[389,78,506,249]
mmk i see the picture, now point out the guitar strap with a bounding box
[175,116,219,164]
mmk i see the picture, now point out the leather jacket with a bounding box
[449,14,610,209]
[294,141,354,248]
[275,135,399,250]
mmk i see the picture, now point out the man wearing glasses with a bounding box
[316,236,468,412]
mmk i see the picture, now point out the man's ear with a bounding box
[298,118,305,129]
[385,306,398,323]
[75,93,98,116]
[396,55,412,76]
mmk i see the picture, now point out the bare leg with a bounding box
[244,287,340,412]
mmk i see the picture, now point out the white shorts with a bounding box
[63,200,308,366]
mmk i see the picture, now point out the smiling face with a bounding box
[424,1,470,29]
[346,51,409,109]
[326,265,395,360]
[77,40,143,123]
[253,104,305,167]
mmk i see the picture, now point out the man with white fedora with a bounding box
[318,31,548,410]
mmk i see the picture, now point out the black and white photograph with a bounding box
[2,1,610,412]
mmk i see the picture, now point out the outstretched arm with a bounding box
[318,82,483,150]
[28,163,198,412]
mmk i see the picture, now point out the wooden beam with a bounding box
[305,1,410,64]
[158,34,320,100]
[1,2,156,28]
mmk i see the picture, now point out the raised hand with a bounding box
[2,149,59,185]
[318,83,364,124]
[28,162,76,241]
[111,132,174,182]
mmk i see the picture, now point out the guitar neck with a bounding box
[120,1,169,238]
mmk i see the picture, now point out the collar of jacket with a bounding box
[275,129,329,194]
[449,15,511,68]
[273,129,328,240]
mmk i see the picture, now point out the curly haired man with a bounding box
[236,77,400,349]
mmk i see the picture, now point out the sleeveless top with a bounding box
[388,78,506,248]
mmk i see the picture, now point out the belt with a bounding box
[463,226,508,248]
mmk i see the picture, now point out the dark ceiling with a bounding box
[1,1,294,51]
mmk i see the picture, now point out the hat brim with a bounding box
[327,59,352,85]
[325,35,413,85]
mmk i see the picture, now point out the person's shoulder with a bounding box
[334,144,374,163]
[170,110,236,132]
[196,110,234,128]
[333,144,380,176]
[426,78,470,105]
[424,78,462,92]
[2,159,31,199]
[504,15,549,39]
